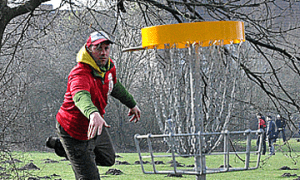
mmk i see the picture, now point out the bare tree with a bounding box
[113,0,300,154]
[1,0,300,159]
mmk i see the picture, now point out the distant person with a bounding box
[256,113,266,155]
[275,114,286,142]
[298,121,300,141]
[46,31,141,180]
[299,121,300,136]
[266,116,277,155]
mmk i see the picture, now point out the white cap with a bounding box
[86,31,113,47]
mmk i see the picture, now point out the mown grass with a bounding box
[5,138,300,180]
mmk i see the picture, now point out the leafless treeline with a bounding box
[0,0,299,155]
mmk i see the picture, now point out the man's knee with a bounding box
[95,153,115,166]
[46,137,68,159]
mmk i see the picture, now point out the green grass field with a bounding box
[3,138,300,180]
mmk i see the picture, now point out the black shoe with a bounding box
[46,136,59,149]
[46,137,68,159]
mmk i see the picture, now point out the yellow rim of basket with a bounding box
[141,21,245,49]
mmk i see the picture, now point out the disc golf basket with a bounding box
[124,21,264,180]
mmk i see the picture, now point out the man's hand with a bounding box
[128,105,141,123]
[88,112,111,140]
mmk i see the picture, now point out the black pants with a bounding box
[56,122,115,180]
[277,128,286,142]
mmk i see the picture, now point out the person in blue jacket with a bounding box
[266,116,277,155]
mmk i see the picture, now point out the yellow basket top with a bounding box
[141,21,245,49]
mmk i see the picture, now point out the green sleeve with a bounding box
[111,80,136,108]
[73,90,98,119]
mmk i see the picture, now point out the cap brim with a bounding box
[92,39,113,45]
[122,46,145,52]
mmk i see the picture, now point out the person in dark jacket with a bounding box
[256,113,266,155]
[266,116,277,155]
[275,114,286,142]
[299,121,300,136]
[46,31,141,180]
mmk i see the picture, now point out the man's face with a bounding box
[89,42,110,67]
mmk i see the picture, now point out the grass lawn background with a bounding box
[4,138,300,180]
